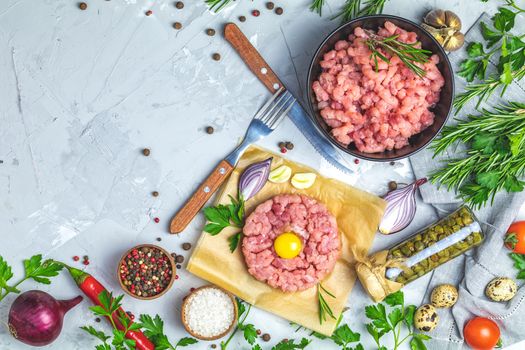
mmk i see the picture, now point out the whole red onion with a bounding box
[8,290,83,347]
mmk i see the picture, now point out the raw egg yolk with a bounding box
[274,232,302,259]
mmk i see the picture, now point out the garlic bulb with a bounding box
[422,9,464,51]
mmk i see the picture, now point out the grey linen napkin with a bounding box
[409,13,525,350]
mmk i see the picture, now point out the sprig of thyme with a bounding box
[334,0,389,22]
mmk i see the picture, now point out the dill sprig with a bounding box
[205,0,234,12]
[364,31,431,78]
[430,102,525,209]
[334,0,388,22]
[310,0,325,16]
[317,283,336,325]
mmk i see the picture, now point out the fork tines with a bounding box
[255,88,296,130]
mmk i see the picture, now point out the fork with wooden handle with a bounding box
[169,88,295,234]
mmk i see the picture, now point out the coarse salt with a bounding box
[184,287,235,338]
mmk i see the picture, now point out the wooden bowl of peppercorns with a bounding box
[117,244,176,300]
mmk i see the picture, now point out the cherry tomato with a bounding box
[505,221,525,254]
[274,232,302,259]
[464,317,500,350]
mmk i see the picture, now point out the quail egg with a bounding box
[485,277,517,302]
[414,304,439,332]
[431,284,459,308]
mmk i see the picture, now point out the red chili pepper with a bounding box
[62,264,155,350]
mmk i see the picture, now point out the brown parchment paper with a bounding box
[187,146,386,336]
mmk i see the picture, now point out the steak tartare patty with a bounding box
[312,21,445,153]
[242,194,340,292]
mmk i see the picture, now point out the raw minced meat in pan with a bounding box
[242,194,340,292]
[312,21,445,153]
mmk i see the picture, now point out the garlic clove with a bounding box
[445,10,462,31]
[443,31,465,52]
[424,9,447,28]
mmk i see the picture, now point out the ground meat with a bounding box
[312,21,445,153]
[242,194,340,292]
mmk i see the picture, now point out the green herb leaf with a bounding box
[228,232,242,253]
[384,291,404,307]
[236,298,246,317]
[404,305,417,329]
[203,196,245,237]
[241,324,258,345]
[23,255,63,285]
[410,335,428,350]
[203,223,225,235]
[387,308,404,328]
[176,337,198,347]
[504,176,525,193]
[331,324,361,346]
[476,171,500,190]
[365,304,391,332]
[271,338,311,350]
[493,7,516,32]
[252,345,263,350]
[458,58,488,82]
[467,42,485,57]
[472,133,500,155]
[80,326,111,343]
[111,328,127,347]
[480,21,502,48]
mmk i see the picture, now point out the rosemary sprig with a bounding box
[334,0,388,22]
[310,0,325,16]
[205,0,233,12]
[430,102,525,208]
[454,65,525,112]
[317,283,336,324]
[364,31,431,78]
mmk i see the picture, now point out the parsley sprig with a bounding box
[455,1,525,112]
[317,283,337,325]
[82,291,141,350]
[82,291,197,350]
[221,299,257,350]
[0,254,63,302]
[138,314,198,350]
[430,102,525,208]
[365,291,430,350]
[271,338,311,350]
[509,253,525,279]
[204,194,245,253]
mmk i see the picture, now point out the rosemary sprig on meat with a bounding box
[364,31,431,78]
[430,102,525,209]
[317,284,337,325]
[334,0,389,22]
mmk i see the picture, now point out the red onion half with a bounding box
[8,290,83,347]
[239,157,272,200]
[379,178,427,235]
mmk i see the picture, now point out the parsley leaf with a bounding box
[271,338,311,350]
[203,195,245,239]
[331,324,361,347]
[228,232,242,253]
[80,326,111,343]
[476,171,500,190]
[510,253,525,279]
[384,291,404,307]
[23,255,63,285]
[242,324,258,345]
[138,314,198,350]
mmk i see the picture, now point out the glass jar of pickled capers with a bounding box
[385,206,484,285]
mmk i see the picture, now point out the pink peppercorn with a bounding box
[280,147,287,154]
[252,9,260,16]
[83,260,90,265]
[73,256,80,261]
[354,159,360,164]
[153,217,160,223]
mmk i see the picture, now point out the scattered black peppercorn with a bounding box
[275,7,283,15]
[175,255,184,263]
[211,345,217,349]
[285,142,294,150]
[175,1,184,9]
[142,148,151,156]
[152,191,159,197]
[262,333,271,342]
[390,161,396,166]
[145,10,153,16]
[388,181,398,191]
[173,22,182,30]
[206,28,216,36]
[171,252,177,259]
[256,329,262,335]
[156,237,162,242]
[206,126,214,134]
[239,15,246,22]
[79,2,88,10]
[182,242,192,251]
[212,53,221,61]
[95,317,101,323]
[266,2,275,10]
[176,264,181,269]
[278,142,286,149]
